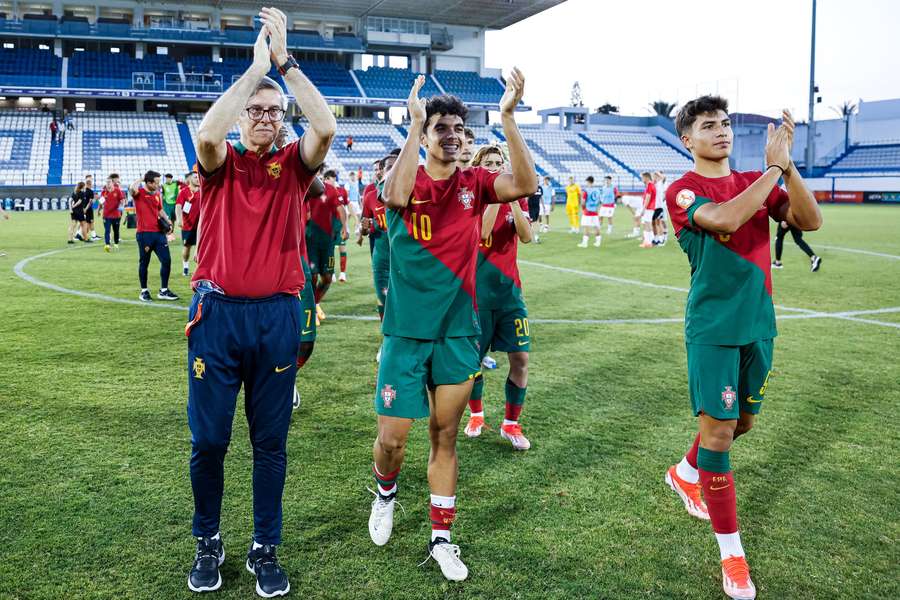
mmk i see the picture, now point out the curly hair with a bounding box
[675,95,729,137]
[424,94,468,133]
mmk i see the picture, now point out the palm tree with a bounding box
[650,100,677,118]
[831,100,858,153]
[595,103,619,115]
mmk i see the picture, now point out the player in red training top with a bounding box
[639,171,656,248]
[367,73,535,582]
[663,96,821,600]
[175,171,200,277]
[186,7,335,597]
[130,170,177,302]
[307,169,346,323]
[462,144,533,450]
[100,173,125,251]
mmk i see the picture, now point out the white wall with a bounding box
[432,24,485,72]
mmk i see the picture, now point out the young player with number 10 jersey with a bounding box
[663,96,821,600]
[367,72,536,582]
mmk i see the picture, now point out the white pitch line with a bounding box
[11,247,900,330]
[819,244,900,260]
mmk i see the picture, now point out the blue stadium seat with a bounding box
[434,70,505,104]
[828,143,900,174]
[68,50,177,90]
[354,67,441,100]
[0,47,62,87]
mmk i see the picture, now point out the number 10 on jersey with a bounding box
[411,212,432,241]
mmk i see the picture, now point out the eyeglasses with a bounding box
[244,106,285,121]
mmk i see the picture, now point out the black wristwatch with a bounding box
[277,55,299,76]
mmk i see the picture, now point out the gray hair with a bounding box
[251,76,288,111]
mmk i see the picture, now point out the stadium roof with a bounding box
[211,0,566,29]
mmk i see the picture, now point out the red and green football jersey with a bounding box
[306,182,340,240]
[476,200,528,311]
[382,165,500,339]
[666,170,789,346]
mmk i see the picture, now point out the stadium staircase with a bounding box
[176,121,197,171]
[47,139,63,185]
[577,133,641,179]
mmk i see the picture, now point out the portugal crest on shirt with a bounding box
[266,161,282,179]
[381,384,396,409]
[722,386,736,410]
[458,187,474,210]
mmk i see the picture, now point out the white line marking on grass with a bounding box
[12,248,900,330]
[819,245,900,260]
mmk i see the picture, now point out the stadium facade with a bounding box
[0,0,898,206]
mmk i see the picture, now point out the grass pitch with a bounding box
[0,205,898,599]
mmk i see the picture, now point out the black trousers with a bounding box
[775,224,814,261]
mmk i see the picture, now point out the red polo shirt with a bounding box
[176,186,200,231]
[133,186,163,233]
[194,140,315,298]
[102,186,124,219]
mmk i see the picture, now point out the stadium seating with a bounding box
[581,130,693,181]
[827,143,900,175]
[183,56,359,97]
[0,47,62,87]
[354,67,441,100]
[0,111,53,185]
[184,114,300,146]
[68,51,177,90]
[434,70,505,104]
[517,128,635,188]
[60,112,189,185]
[316,119,410,178]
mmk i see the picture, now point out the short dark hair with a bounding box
[675,95,729,136]
[424,94,468,133]
[464,127,475,141]
[322,169,337,180]
[108,173,119,179]
[144,170,161,183]
[586,176,594,183]
[389,147,401,156]
[164,173,173,178]
[641,171,652,179]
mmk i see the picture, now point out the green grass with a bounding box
[0,205,898,599]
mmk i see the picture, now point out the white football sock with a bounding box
[643,231,653,244]
[502,418,517,426]
[715,532,745,560]
[470,411,484,418]
[183,261,190,269]
[676,456,699,484]
[581,235,588,244]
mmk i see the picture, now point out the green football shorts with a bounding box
[374,335,481,419]
[686,339,774,420]
[478,306,530,356]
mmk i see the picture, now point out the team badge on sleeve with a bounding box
[722,386,736,410]
[676,189,696,209]
[381,384,396,409]
[458,187,474,210]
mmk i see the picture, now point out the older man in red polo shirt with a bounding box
[184,6,335,597]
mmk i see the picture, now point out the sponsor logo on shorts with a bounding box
[746,396,762,404]
[274,365,291,373]
[675,189,695,209]
[301,329,313,335]
[722,386,736,410]
[381,384,396,409]
[192,357,206,380]
[517,340,529,346]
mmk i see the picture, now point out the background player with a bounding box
[539,175,553,232]
[598,175,617,236]
[307,169,346,321]
[652,171,669,245]
[368,72,534,582]
[772,220,821,271]
[639,171,656,248]
[100,174,124,251]
[578,176,602,247]
[130,171,177,302]
[664,96,821,600]
[175,171,200,277]
[564,176,581,233]
[526,173,543,243]
[463,144,533,450]
[323,170,350,282]
[458,127,476,168]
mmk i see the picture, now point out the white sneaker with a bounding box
[577,241,588,248]
[425,539,468,582]
[593,238,602,247]
[375,345,382,363]
[292,386,301,410]
[368,493,396,546]
[338,272,347,282]
[500,423,531,450]
[481,355,497,369]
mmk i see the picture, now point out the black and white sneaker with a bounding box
[246,543,290,598]
[139,290,152,302]
[810,255,822,272]
[292,385,301,411]
[158,288,180,301]
[771,261,783,270]
[188,536,225,593]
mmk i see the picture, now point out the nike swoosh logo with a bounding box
[411,199,431,205]
[710,484,730,491]
[746,397,762,403]
[301,329,313,335]
[274,365,291,373]
[517,340,529,346]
